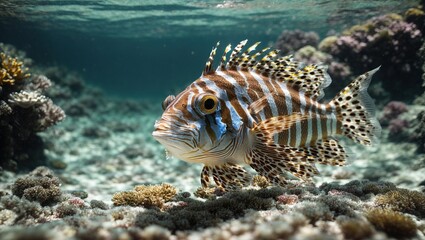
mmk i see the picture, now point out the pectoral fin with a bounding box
[251,113,312,143]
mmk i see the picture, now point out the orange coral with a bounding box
[0,52,30,86]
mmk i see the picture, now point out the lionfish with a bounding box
[152,40,381,190]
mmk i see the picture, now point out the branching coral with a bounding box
[374,188,425,218]
[0,46,65,170]
[366,209,417,238]
[252,175,271,189]
[337,217,374,240]
[112,184,177,208]
[0,52,30,87]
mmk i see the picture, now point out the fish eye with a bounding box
[162,95,176,110]
[198,94,218,115]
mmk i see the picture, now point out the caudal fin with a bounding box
[330,67,381,145]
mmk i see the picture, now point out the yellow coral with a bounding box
[405,7,425,18]
[374,188,425,217]
[318,36,338,52]
[111,183,177,208]
[0,52,30,86]
[366,208,417,238]
[252,175,271,188]
[194,186,218,199]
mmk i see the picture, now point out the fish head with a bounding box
[152,86,236,163]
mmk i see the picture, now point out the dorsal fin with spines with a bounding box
[202,40,332,99]
[219,44,232,70]
[226,40,248,70]
[203,42,220,75]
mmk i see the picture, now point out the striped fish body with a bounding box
[195,69,341,149]
[153,40,381,190]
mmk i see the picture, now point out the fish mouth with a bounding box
[152,122,199,151]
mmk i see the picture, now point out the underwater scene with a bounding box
[1,0,425,239]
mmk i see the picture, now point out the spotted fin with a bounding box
[304,138,347,166]
[201,163,251,190]
[247,125,347,185]
[248,142,319,185]
[330,67,381,145]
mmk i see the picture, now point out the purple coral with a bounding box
[321,14,423,100]
[380,101,408,125]
[275,30,320,55]
[388,118,409,135]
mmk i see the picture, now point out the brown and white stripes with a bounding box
[185,69,341,148]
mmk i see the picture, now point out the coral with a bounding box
[320,180,396,198]
[194,186,221,199]
[374,188,425,218]
[55,203,78,218]
[135,188,281,232]
[318,36,338,53]
[25,75,52,92]
[413,110,425,153]
[8,90,48,108]
[90,200,109,210]
[366,208,417,238]
[70,190,88,199]
[0,47,65,170]
[0,195,49,225]
[421,41,425,84]
[0,52,30,87]
[321,14,424,101]
[0,209,17,225]
[276,194,298,205]
[379,101,409,125]
[112,183,177,208]
[405,7,425,32]
[388,118,409,139]
[294,201,333,224]
[11,167,62,206]
[275,30,320,55]
[337,217,374,240]
[252,175,271,188]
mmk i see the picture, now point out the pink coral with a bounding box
[380,101,408,125]
[276,194,298,205]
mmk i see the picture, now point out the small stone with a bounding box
[180,192,191,198]
[49,159,68,170]
[70,190,88,199]
[90,200,109,210]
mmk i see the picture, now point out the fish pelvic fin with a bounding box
[247,124,347,185]
[330,67,382,145]
[201,163,251,190]
[247,141,319,185]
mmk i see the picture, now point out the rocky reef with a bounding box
[319,12,424,101]
[0,44,65,171]
[275,6,425,103]
[0,168,424,239]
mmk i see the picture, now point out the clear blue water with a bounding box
[0,0,419,100]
